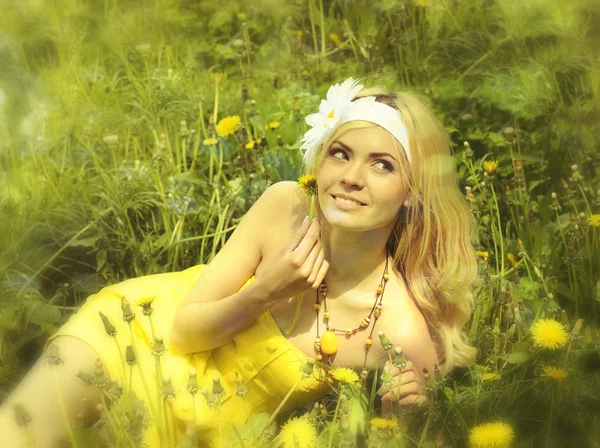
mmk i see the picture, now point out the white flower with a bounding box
[301,78,364,163]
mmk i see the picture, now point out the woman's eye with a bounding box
[329,148,394,172]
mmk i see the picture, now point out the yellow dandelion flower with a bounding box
[530,319,568,350]
[329,33,342,48]
[483,160,499,175]
[541,366,568,381]
[469,421,515,448]
[330,367,360,384]
[587,214,600,227]
[210,72,227,84]
[237,12,247,21]
[481,372,501,382]
[216,115,241,137]
[415,0,427,7]
[268,121,281,129]
[203,138,218,145]
[255,138,262,145]
[297,174,318,196]
[135,296,155,316]
[370,417,397,430]
[506,253,518,267]
[477,251,489,261]
[245,141,255,149]
[277,416,317,448]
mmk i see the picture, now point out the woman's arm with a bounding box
[169,182,293,355]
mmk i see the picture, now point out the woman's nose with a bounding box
[339,164,366,187]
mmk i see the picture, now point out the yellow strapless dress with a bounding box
[45,264,328,447]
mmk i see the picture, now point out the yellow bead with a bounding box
[383,273,389,280]
[365,338,373,346]
[314,303,321,311]
[316,354,323,361]
[324,311,330,318]
[320,331,338,355]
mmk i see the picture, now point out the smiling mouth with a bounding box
[331,195,366,206]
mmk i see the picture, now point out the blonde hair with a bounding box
[301,87,480,376]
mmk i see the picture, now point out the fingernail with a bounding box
[303,216,308,223]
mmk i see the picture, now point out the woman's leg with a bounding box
[0,336,106,448]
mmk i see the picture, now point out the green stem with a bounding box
[256,377,303,443]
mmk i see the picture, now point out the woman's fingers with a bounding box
[377,370,420,397]
[379,379,423,399]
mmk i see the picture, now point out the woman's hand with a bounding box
[378,360,429,416]
[254,216,329,305]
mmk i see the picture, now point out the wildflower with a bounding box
[126,345,136,365]
[135,43,151,55]
[212,376,225,396]
[506,253,518,267]
[391,345,406,369]
[266,121,280,130]
[201,388,220,408]
[120,297,136,322]
[162,379,176,399]
[45,344,63,366]
[203,138,218,146]
[152,337,166,356]
[93,359,108,389]
[378,331,393,351]
[469,421,515,448]
[477,251,489,261]
[483,160,499,175]
[216,115,241,137]
[102,135,119,146]
[107,380,123,400]
[99,312,116,337]
[329,33,342,47]
[276,416,318,448]
[588,214,600,227]
[13,403,32,427]
[369,417,396,431]
[415,0,427,7]
[235,374,248,399]
[210,72,227,84]
[541,366,568,381]
[237,12,247,21]
[297,174,318,196]
[481,372,501,382]
[301,359,316,378]
[76,369,94,385]
[136,296,155,316]
[245,141,255,149]
[530,319,568,350]
[330,367,360,384]
[187,368,198,395]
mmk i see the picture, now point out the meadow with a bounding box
[0,0,599,446]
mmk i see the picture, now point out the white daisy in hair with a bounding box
[301,77,364,162]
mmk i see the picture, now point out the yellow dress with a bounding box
[45,264,328,447]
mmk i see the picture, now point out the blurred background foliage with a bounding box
[0,0,599,445]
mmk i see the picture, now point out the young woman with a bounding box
[0,78,478,447]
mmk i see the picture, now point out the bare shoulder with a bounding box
[262,180,310,233]
[394,308,439,377]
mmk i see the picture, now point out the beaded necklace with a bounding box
[313,246,391,380]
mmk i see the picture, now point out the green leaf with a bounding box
[67,236,98,248]
[29,303,61,326]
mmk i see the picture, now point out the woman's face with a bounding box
[316,126,409,231]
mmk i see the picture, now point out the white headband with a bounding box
[301,78,411,166]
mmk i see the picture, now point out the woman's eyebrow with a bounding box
[333,140,399,164]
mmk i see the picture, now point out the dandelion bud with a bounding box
[120,297,136,322]
[378,331,394,351]
[212,376,224,396]
[464,141,470,148]
[392,345,406,369]
[202,388,219,408]
[552,192,557,199]
[108,381,123,400]
[301,359,315,378]
[235,375,248,399]
[45,344,63,366]
[187,369,198,395]
[93,360,108,389]
[99,312,116,337]
[13,403,32,427]
[76,369,94,386]
[571,319,584,337]
[561,310,570,330]
[571,164,578,171]
[152,337,166,357]
[126,345,136,365]
[162,379,176,399]
[503,127,515,143]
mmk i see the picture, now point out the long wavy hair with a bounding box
[300,86,480,376]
